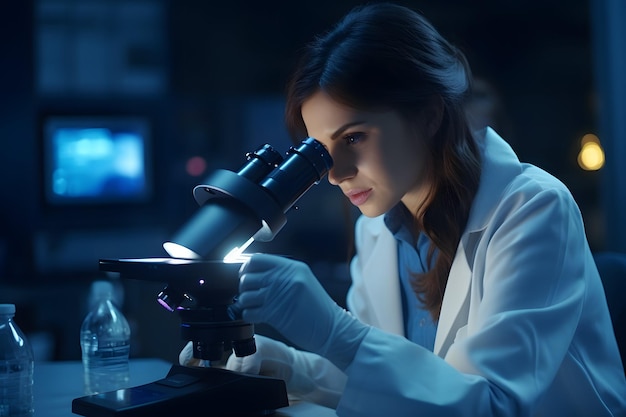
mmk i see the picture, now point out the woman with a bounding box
[186,3,626,415]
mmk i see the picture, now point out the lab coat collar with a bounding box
[465,127,522,232]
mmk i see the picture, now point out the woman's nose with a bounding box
[327,154,356,185]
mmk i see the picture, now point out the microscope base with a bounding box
[72,364,289,417]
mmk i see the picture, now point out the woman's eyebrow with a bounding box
[331,121,366,140]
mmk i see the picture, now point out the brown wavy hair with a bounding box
[284,3,481,321]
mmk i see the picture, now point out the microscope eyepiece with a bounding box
[260,137,333,211]
[239,144,283,183]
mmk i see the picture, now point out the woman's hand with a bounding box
[230,253,369,370]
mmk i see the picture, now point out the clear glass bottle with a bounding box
[0,304,34,417]
[80,280,131,395]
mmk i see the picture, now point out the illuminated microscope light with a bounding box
[223,237,255,264]
[162,242,201,260]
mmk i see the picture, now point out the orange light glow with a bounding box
[577,134,605,171]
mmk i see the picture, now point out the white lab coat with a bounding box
[338,127,626,416]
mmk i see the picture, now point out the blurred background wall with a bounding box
[0,0,624,362]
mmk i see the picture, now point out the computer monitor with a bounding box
[42,116,153,205]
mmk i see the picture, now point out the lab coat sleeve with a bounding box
[337,184,591,416]
[340,327,493,416]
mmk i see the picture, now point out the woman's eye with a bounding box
[344,132,365,145]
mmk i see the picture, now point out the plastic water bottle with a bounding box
[80,280,131,395]
[0,304,34,417]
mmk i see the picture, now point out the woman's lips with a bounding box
[346,189,372,206]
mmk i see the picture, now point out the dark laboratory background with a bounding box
[0,0,624,363]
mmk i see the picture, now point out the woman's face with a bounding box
[301,90,431,217]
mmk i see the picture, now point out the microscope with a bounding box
[72,138,333,417]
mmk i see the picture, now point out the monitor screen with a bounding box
[43,116,152,205]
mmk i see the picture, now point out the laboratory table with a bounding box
[33,359,336,417]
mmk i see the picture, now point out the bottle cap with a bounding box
[0,304,16,314]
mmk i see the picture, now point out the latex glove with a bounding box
[231,253,369,370]
[226,334,347,409]
[178,341,210,367]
